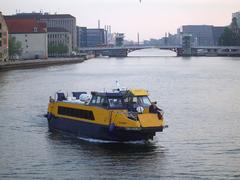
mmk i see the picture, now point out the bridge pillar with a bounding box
[176,48,183,56]
[182,34,192,56]
[191,48,197,56]
[108,49,128,57]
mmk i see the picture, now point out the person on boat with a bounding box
[149,101,163,119]
[49,96,55,103]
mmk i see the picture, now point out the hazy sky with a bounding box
[1,0,240,41]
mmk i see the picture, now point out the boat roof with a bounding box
[129,89,149,96]
[91,89,149,97]
[91,91,123,97]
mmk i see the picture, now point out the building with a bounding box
[115,33,124,46]
[0,12,8,62]
[76,26,87,48]
[180,25,225,46]
[232,11,240,28]
[77,27,107,48]
[5,18,48,59]
[86,28,106,47]
[212,26,225,45]
[181,25,215,46]
[5,13,76,50]
[47,27,72,57]
[182,34,192,56]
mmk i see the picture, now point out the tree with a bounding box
[8,36,22,59]
[219,18,240,46]
[48,42,69,57]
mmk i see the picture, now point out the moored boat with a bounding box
[46,87,167,142]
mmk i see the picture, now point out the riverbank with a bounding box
[0,55,94,71]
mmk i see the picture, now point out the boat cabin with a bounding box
[89,89,152,111]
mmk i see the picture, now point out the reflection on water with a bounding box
[0,49,240,179]
[46,132,167,179]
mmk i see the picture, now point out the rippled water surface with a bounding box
[0,49,240,179]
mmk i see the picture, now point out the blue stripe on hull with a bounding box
[48,116,155,141]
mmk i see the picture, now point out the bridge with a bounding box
[80,45,181,57]
[80,45,240,57]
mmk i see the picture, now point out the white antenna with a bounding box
[116,81,120,89]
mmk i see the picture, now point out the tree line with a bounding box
[219,17,240,46]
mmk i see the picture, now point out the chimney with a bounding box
[98,20,100,29]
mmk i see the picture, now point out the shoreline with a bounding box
[0,55,94,71]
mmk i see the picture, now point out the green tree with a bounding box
[48,43,69,56]
[48,42,57,56]
[219,18,240,46]
[8,36,22,59]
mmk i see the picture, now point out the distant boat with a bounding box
[46,88,167,142]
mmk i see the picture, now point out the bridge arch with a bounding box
[128,47,177,57]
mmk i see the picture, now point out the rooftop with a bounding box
[5,18,47,33]
[4,13,75,20]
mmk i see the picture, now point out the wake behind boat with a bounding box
[46,87,167,142]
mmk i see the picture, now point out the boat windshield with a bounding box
[108,97,124,109]
[124,96,151,109]
[137,96,151,107]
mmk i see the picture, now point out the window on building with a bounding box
[25,34,27,37]
[0,33,2,38]
[33,27,38,32]
[0,52,2,58]
[0,23,2,30]
[0,40,2,47]
[25,39,27,42]
[26,45,28,48]
[3,38,7,45]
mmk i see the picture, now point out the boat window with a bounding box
[108,98,124,109]
[132,97,138,103]
[58,106,95,120]
[90,96,108,107]
[138,96,151,107]
[125,96,151,109]
[90,96,97,104]
[96,96,101,104]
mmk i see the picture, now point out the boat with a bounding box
[46,87,167,142]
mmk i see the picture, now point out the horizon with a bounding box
[1,0,240,41]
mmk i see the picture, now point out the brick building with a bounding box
[0,12,8,62]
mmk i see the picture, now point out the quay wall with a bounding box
[0,55,94,71]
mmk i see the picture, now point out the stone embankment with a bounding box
[0,55,94,71]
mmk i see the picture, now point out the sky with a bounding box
[1,0,240,41]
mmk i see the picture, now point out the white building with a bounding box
[5,13,77,50]
[5,18,48,59]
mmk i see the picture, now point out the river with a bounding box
[0,49,240,179]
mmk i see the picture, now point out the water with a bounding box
[0,49,240,179]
